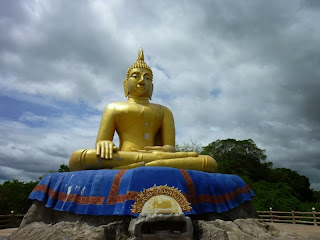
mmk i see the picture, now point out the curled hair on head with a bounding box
[126,48,153,80]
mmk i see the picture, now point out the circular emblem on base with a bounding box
[131,184,192,214]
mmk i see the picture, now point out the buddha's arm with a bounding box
[96,104,118,159]
[161,107,175,147]
[144,106,176,152]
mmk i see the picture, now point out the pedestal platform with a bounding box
[10,167,258,239]
[29,167,254,216]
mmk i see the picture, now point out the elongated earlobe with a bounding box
[149,83,153,100]
[123,79,128,97]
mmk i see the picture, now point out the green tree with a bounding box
[39,164,70,180]
[58,164,70,172]
[0,164,70,214]
[313,191,320,202]
[268,168,314,202]
[202,139,272,181]
[0,180,38,214]
[252,180,301,211]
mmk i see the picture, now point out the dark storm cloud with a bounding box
[162,0,320,189]
[0,0,130,105]
[0,0,320,189]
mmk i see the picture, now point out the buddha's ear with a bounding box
[123,79,128,97]
[149,83,153,100]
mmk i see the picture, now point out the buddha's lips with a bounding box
[136,86,146,93]
[136,84,146,90]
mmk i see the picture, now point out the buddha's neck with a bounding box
[128,96,150,104]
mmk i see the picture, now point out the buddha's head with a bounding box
[124,48,153,99]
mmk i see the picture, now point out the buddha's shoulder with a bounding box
[104,102,130,112]
[149,103,173,113]
[104,102,172,114]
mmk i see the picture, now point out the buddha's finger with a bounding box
[96,143,101,156]
[108,142,113,159]
[101,142,105,159]
[105,141,110,159]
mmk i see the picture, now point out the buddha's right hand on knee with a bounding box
[96,140,118,159]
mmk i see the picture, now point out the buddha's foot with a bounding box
[145,155,217,173]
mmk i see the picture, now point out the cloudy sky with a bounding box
[1,0,319,190]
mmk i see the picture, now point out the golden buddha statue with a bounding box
[69,48,217,173]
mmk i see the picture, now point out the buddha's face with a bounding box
[126,68,153,98]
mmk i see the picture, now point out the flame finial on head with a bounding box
[137,47,144,61]
[126,47,153,80]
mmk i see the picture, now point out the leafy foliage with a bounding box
[58,164,70,172]
[39,164,70,180]
[202,139,271,181]
[0,179,38,214]
[202,138,319,211]
[252,180,301,211]
[267,168,313,201]
[0,164,69,214]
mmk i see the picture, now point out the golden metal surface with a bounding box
[69,48,217,172]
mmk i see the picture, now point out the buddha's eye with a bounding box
[144,75,150,80]
[131,73,138,78]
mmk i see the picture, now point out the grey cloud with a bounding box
[0,0,130,105]
[0,0,320,189]
[0,114,99,181]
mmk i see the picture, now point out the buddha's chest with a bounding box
[115,104,163,133]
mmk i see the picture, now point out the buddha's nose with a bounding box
[138,79,145,85]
